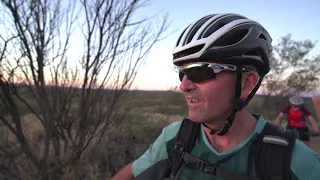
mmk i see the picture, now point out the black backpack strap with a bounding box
[182,153,260,180]
[170,118,200,180]
[256,122,296,180]
[134,159,172,180]
[169,118,259,180]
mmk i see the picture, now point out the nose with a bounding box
[179,75,197,92]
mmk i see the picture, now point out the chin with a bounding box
[187,109,229,124]
[187,111,210,123]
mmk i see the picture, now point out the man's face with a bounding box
[178,62,236,124]
[292,105,301,112]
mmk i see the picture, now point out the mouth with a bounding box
[187,97,202,106]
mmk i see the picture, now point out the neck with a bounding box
[203,108,257,153]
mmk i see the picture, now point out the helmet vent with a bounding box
[201,21,227,39]
[259,33,267,41]
[184,15,213,45]
[176,25,190,47]
[173,44,205,59]
[201,16,244,39]
[210,29,248,47]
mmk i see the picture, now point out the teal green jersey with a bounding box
[132,115,320,180]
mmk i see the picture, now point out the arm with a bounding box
[111,122,174,179]
[290,140,320,180]
[308,155,320,180]
[307,115,320,133]
[275,112,285,126]
[111,163,134,180]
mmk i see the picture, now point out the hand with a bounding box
[312,132,320,136]
[312,127,319,135]
[311,132,320,140]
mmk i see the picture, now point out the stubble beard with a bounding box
[188,105,232,128]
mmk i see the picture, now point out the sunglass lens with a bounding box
[179,67,216,83]
[179,71,185,81]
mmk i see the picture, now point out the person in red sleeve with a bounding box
[275,95,320,147]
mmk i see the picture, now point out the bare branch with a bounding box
[0,0,169,178]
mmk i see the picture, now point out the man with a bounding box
[275,95,320,147]
[112,13,320,180]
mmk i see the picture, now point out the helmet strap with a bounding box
[203,65,265,136]
[217,65,245,135]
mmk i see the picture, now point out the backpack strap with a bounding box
[170,118,200,180]
[181,152,260,180]
[169,118,259,180]
[169,119,296,180]
[256,122,296,180]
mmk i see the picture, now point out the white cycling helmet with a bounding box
[173,13,273,136]
[172,13,273,75]
[289,95,304,106]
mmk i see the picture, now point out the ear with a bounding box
[240,71,259,99]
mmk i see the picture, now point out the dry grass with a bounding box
[1,91,320,179]
[311,138,320,153]
[5,114,44,147]
[1,113,111,179]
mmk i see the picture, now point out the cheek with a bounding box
[200,73,236,107]
[202,82,235,106]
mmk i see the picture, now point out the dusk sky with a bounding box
[131,0,320,94]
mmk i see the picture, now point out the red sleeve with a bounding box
[281,106,290,113]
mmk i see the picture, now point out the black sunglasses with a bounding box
[178,62,255,83]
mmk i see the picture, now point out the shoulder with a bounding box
[162,120,182,142]
[132,120,182,177]
[290,140,320,179]
[281,105,291,112]
[301,107,311,115]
